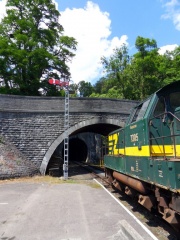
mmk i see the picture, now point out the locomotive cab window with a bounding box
[169,92,180,111]
[130,106,141,123]
[153,96,165,117]
[136,98,150,121]
[170,92,180,130]
[129,98,151,124]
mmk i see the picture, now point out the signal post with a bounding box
[48,78,69,180]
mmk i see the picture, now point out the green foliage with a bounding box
[99,44,131,99]
[68,83,78,97]
[135,36,157,57]
[0,0,77,96]
[78,80,93,97]
[96,36,180,100]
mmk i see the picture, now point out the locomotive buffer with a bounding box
[48,78,69,180]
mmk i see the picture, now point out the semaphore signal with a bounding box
[48,78,69,180]
[48,78,69,87]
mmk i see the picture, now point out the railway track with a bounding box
[73,161,109,184]
[71,161,180,240]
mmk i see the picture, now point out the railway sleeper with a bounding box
[138,195,155,211]
[169,194,180,213]
[112,179,137,198]
[162,208,180,232]
[155,190,180,231]
[157,196,169,215]
[125,186,136,198]
[155,187,180,213]
[112,179,125,192]
[106,168,114,183]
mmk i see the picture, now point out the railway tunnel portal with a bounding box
[0,94,138,177]
[41,117,124,174]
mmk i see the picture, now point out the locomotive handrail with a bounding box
[150,111,180,122]
[149,111,180,159]
[166,111,180,122]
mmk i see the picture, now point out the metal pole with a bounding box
[63,87,69,179]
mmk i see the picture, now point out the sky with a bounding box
[0,0,180,84]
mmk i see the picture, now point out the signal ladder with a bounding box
[48,78,70,179]
[63,88,69,179]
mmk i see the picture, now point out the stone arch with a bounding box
[40,117,125,174]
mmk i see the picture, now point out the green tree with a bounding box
[93,36,180,101]
[132,37,180,99]
[78,80,93,97]
[68,82,78,97]
[159,47,180,84]
[135,36,157,58]
[93,77,107,94]
[171,47,180,81]
[0,0,77,96]
[129,36,160,99]
[100,44,130,98]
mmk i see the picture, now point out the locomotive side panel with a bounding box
[104,81,180,230]
[104,129,125,173]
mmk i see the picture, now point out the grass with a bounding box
[0,175,101,188]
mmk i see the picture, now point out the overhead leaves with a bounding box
[0,0,77,96]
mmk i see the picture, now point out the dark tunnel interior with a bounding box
[47,138,88,174]
[65,138,88,162]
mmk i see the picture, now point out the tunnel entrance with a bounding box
[47,137,88,175]
[68,138,88,162]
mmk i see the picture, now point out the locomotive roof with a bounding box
[156,80,180,94]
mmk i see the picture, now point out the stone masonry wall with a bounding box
[0,94,138,113]
[0,94,138,178]
[0,111,127,168]
[0,135,38,179]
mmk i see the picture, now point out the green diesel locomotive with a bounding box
[104,81,180,230]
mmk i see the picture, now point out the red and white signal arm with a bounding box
[48,78,69,87]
